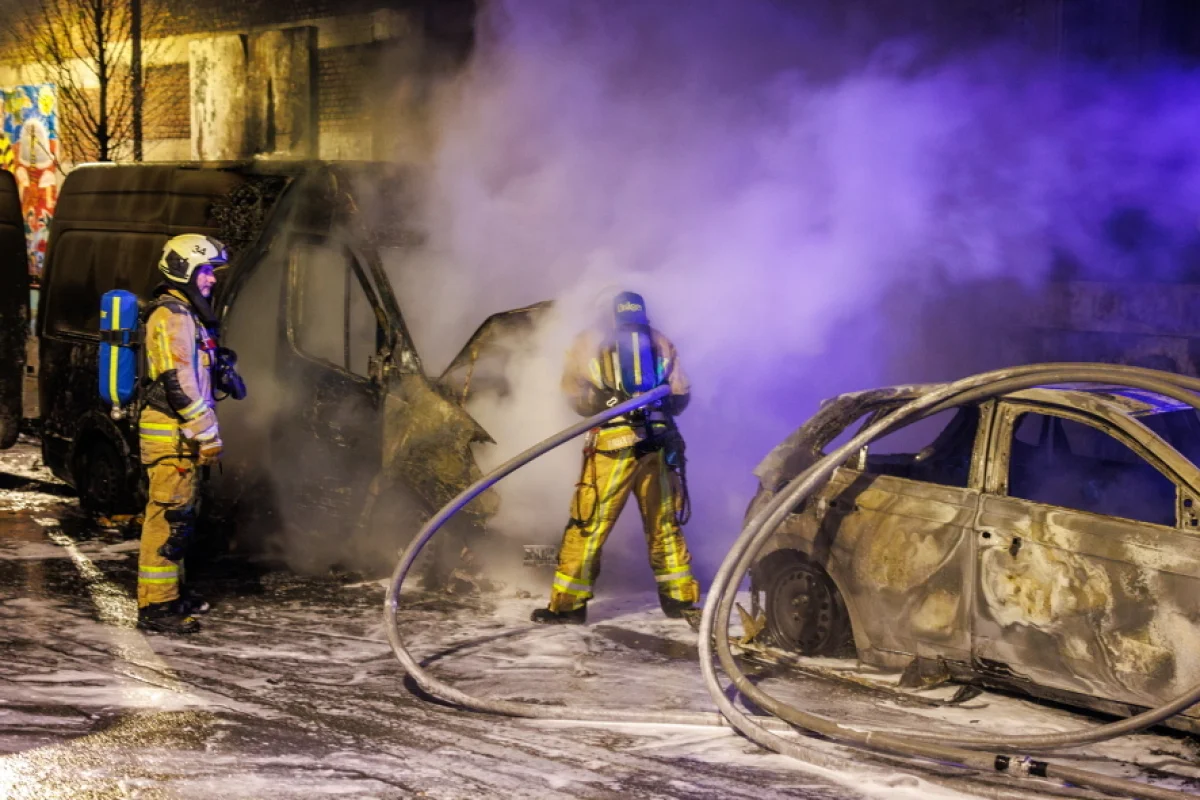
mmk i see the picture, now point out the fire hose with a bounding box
[386,366,1200,799]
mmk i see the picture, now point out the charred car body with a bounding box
[749,379,1200,733]
[29,161,523,568]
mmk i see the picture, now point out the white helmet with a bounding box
[158,234,228,285]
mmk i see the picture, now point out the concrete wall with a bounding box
[180,11,434,163]
[1026,282,1200,375]
[189,35,248,161]
[247,27,318,158]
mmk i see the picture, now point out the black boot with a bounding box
[660,596,699,619]
[137,601,201,634]
[179,589,210,616]
[530,605,587,625]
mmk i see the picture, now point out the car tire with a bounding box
[75,436,133,515]
[763,558,850,656]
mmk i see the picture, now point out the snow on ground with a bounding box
[1,441,1199,799]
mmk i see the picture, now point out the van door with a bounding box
[274,238,387,556]
[0,170,28,449]
[974,402,1200,709]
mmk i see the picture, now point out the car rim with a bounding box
[769,564,837,654]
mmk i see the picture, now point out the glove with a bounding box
[577,383,624,416]
[213,347,248,401]
[196,433,223,466]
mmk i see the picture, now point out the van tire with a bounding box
[75,437,133,515]
[763,557,851,656]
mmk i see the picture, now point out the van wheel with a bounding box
[76,438,132,515]
[764,559,849,656]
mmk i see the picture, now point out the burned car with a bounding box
[747,381,1200,732]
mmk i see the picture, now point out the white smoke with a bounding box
[385,0,1200,588]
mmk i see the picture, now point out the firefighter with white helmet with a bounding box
[136,234,230,634]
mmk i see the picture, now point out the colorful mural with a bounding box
[0,84,59,280]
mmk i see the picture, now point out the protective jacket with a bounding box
[562,327,690,451]
[136,288,217,608]
[547,327,699,613]
[139,288,218,446]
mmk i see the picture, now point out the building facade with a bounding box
[0,0,472,280]
[0,0,1198,378]
[2,0,472,163]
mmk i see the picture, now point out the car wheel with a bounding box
[76,437,132,515]
[764,558,848,656]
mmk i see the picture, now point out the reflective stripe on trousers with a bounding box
[138,455,198,608]
[547,447,698,613]
[552,572,592,598]
[138,564,179,585]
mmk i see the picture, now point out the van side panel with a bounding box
[0,170,28,450]
[37,164,252,497]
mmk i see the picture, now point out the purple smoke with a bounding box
[393,1,1200,586]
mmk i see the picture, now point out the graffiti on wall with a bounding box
[0,84,59,280]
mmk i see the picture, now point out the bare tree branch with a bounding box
[1,0,178,163]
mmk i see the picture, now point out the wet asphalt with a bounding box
[0,438,874,800]
[4,438,1197,800]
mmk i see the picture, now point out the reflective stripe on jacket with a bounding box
[562,328,689,449]
[141,290,217,441]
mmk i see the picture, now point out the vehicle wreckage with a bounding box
[747,371,1200,734]
[4,161,548,573]
[384,365,1200,800]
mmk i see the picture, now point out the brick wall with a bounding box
[318,43,384,125]
[52,70,189,160]
[58,89,102,163]
[155,0,394,38]
[145,63,190,141]
[1025,282,1200,376]
[149,0,476,40]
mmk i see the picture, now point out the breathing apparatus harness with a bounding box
[570,293,691,529]
[101,232,246,429]
[139,288,245,415]
[131,287,245,479]
[144,232,246,414]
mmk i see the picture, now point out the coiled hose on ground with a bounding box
[386,368,1200,800]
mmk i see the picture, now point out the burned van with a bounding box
[36,161,509,566]
[0,170,29,451]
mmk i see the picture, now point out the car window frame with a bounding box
[286,236,385,384]
[986,400,1194,531]
[844,402,989,492]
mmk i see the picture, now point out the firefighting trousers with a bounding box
[137,415,200,608]
[547,446,699,613]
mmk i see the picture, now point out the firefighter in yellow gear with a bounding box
[136,234,229,634]
[531,291,699,625]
